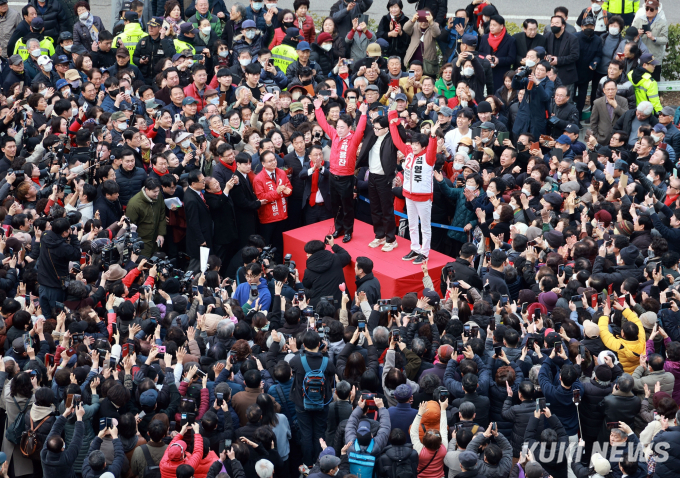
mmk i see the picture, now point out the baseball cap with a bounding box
[148,16,163,27]
[111,111,127,122]
[145,99,161,109]
[461,34,477,46]
[58,31,73,42]
[242,19,256,29]
[365,84,379,93]
[52,54,70,64]
[367,43,381,57]
[65,70,81,82]
[182,97,198,106]
[564,124,579,134]
[459,451,477,470]
[8,54,23,66]
[116,47,130,57]
[37,55,52,67]
[556,134,572,145]
[614,159,628,171]
[625,26,639,39]
[319,455,341,473]
[56,79,69,90]
[654,123,667,134]
[438,106,453,117]
[290,102,304,113]
[582,16,595,27]
[296,41,311,51]
[661,106,676,116]
[480,121,495,130]
[31,17,44,30]
[119,102,133,111]
[640,52,660,66]
[172,53,187,62]
[124,10,138,21]
[180,22,199,36]
[394,93,407,102]
[140,389,158,407]
[0,0,8,5]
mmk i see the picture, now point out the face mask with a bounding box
[283,21,294,29]
[245,30,256,39]
[592,4,602,12]
[493,211,500,220]
[525,59,536,68]
[125,88,133,96]
[462,67,474,77]
[64,44,72,52]
[62,88,71,97]
[40,88,48,96]
[522,188,531,196]
[30,49,40,58]
[71,107,78,117]
[321,43,332,51]
[43,62,53,72]
[219,50,229,58]
[109,88,119,97]
[201,27,211,35]
[609,27,620,36]
[465,185,476,191]
[459,146,469,155]
[71,80,81,89]
[79,11,89,20]
[584,28,594,37]
[651,134,661,143]
[453,163,463,170]
[118,122,127,130]
[460,100,468,107]
[266,3,277,9]
[181,140,191,148]
[511,203,518,210]
[481,136,491,143]
[301,78,312,86]
[239,58,250,66]
[209,97,219,105]
[252,2,263,10]
[551,26,562,35]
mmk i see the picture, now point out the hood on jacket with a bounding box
[30,403,54,421]
[306,250,336,273]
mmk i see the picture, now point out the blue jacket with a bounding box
[245,6,277,36]
[388,403,418,444]
[575,31,603,84]
[269,378,297,424]
[444,354,491,398]
[233,277,272,310]
[445,24,477,63]
[100,95,119,113]
[511,76,555,140]
[537,356,584,436]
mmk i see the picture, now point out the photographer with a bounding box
[37,216,82,318]
[302,236,351,308]
[511,49,554,140]
[233,262,272,312]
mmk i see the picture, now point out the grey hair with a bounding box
[418,373,441,394]
[459,401,476,419]
[216,319,234,340]
[610,428,627,441]
[233,3,247,18]
[255,459,274,478]
[372,326,389,346]
[454,153,467,162]
[27,38,40,50]
[618,373,634,393]
[412,338,426,356]
[353,76,368,87]
[88,450,106,471]
[637,101,654,116]
[529,365,542,391]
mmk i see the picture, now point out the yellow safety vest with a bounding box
[628,70,662,114]
[113,23,146,66]
[14,37,55,61]
[603,0,640,15]
[270,43,298,74]
[173,39,196,56]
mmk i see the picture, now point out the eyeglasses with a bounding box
[646,6,656,11]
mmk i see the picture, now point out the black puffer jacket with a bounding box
[302,244,351,308]
[377,444,419,478]
[597,392,641,441]
[309,43,338,77]
[579,379,613,441]
[488,362,524,444]
[37,230,82,290]
[115,166,148,206]
[29,0,67,41]
[501,398,537,457]
[376,13,410,60]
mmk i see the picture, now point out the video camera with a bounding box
[258,245,276,264]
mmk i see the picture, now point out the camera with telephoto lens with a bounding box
[412,308,429,322]
[6,169,25,182]
[515,66,530,80]
[258,245,276,264]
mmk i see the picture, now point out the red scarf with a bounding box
[309,168,319,206]
[487,26,506,52]
[153,167,168,176]
[31,178,40,186]
[219,158,237,172]
[665,194,679,207]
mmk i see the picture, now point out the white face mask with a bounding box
[321,43,332,51]
[265,3,277,9]
[459,146,469,155]
[79,11,89,20]
[609,27,620,36]
[647,174,656,182]
[465,185,476,191]
[201,27,211,35]
[592,4,602,12]
[453,163,464,170]
[181,139,191,148]
[493,211,500,220]
[62,88,71,97]
[651,133,661,143]
[245,30,256,39]
[239,58,250,66]
[40,88,48,96]
[125,89,133,96]
[511,203,518,210]
[252,2,263,10]
[64,44,72,52]
[30,49,40,58]
[525,59,536,68]
[522,188,531,196]
[219,50,229,58]
[462,67,474,77]
[118,122,127,130]
[481,136,491,143]
[71,107,78,117]
[209,97,219,105]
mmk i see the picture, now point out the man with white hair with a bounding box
[23,38,41,82]
[255,459,274,478]
[614,101,658,147]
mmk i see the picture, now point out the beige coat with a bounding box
[1,378,35,476]
[403,19,441,66]
[590,95,629,145]
[632,9,669,61]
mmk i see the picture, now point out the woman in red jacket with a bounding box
[269,9,296,49]
[293,0,315,44]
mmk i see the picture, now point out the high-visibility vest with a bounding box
[14,37,55,61]
[112,23,146,65]
[270,43,298,74]
[603,0,640,15]
[173,39,196,56]
[628,70,662,114]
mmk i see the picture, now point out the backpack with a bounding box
[141,444,162,478]
[275,384,302,442]
[301,355,329,411]
[348,439,376,478]
[19,415,50,459]
[390,454,415,478]
[5,397,30,445]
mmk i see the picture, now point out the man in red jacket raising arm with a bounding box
[387,110,438,265]
[314,97,368,243]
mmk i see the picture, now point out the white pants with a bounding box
[406,198,432,257]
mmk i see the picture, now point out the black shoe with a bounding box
[342,233,352,243]
[402,250,419,261]
[412,254,427,265]
[332,229,343,239]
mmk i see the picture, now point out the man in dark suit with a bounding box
[478,15,517,92]
[356,115,402,251]
[512,19,547,70]
[204,175,240,271]
[283,131,308,230]
[299,144,332,225]
[184,170,214,273]
[545,15,581,95]
[230,154,264,247]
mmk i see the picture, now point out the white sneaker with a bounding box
[368,238,386,248]
[381,241,398,252]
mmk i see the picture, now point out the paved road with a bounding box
[9,0,679,34]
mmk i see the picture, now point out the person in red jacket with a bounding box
[183,65,209,112]
[253,150,292,262]
[314,97,368,243]
[159,423,203,478]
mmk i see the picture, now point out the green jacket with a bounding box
[125,190,167,258]
[435,77,456,100]
[191,12,223,37]
[435,180,483,243]
[603,0,639,14]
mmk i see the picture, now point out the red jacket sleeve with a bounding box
[425,136,437,167]
[388,110,410,156]
[179,380,188,396]
[122,268,140,288]
[196,388,209,419]
[314,108,337,141]
[352,112,368,149]
[186,434,203,469]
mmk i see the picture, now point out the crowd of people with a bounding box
[0,1,677,478]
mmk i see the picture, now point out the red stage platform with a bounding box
[283,219,454,298]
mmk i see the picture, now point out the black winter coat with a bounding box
[115,167,147,206]
[544,31,580,86]
[37,230,82,290]
[525,415,569,478]
[439,257,483,297]
[575,31,603,84]
[355,273,381,306]
[309,43,338,77]
[614,108,658,136]
[41,417,84,478]
[597,393,641,441]
[579,379,612,440]
[377,444,419,478]
[501,398,539,457]
[376,14,410,60]
[488,362,524,444]
[302,245,351,308]
[93,196,123,230]
[205,190,238,246]
[30,0,67,41]
[478,33,517,91]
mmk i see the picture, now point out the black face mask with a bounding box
[283,21,294,29]
[583,28,595,37]
[109,88,120,97]
[301,78,312,86]
[551,25,562,34]
[290,114,307,127]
